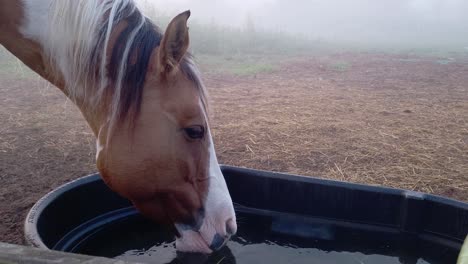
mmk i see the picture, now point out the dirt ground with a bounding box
[1,53,467,245]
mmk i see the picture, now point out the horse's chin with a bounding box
[175,229,213,254]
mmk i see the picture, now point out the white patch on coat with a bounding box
[96,127,105,161]
[20,0,141,122]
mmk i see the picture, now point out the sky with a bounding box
[137,0,468,47]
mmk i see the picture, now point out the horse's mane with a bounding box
[42,0,206,128]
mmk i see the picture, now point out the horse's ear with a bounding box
[157,10,190,77]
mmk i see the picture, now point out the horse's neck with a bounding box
[0,0,107,135]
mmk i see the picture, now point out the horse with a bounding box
[0,0,236,253]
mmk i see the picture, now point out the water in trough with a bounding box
[70,210,457,264]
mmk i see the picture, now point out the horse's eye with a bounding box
[184,126,205,140]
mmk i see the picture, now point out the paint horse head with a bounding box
[0,1,236,253]
[95,11,238,253]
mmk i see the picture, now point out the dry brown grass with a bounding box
[208,53,468,200]
[0,77,96,244]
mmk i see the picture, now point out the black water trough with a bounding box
[25,166,468,264]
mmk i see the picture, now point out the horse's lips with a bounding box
[175,229,213,254]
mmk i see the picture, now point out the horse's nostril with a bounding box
[226,218,237,235]
[210,233,226,251]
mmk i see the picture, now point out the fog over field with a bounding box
[138,0,468,49]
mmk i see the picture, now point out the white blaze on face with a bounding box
[175,103,237,253]
[199,128,237,241]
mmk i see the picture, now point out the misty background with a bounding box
[137,0,468,53]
